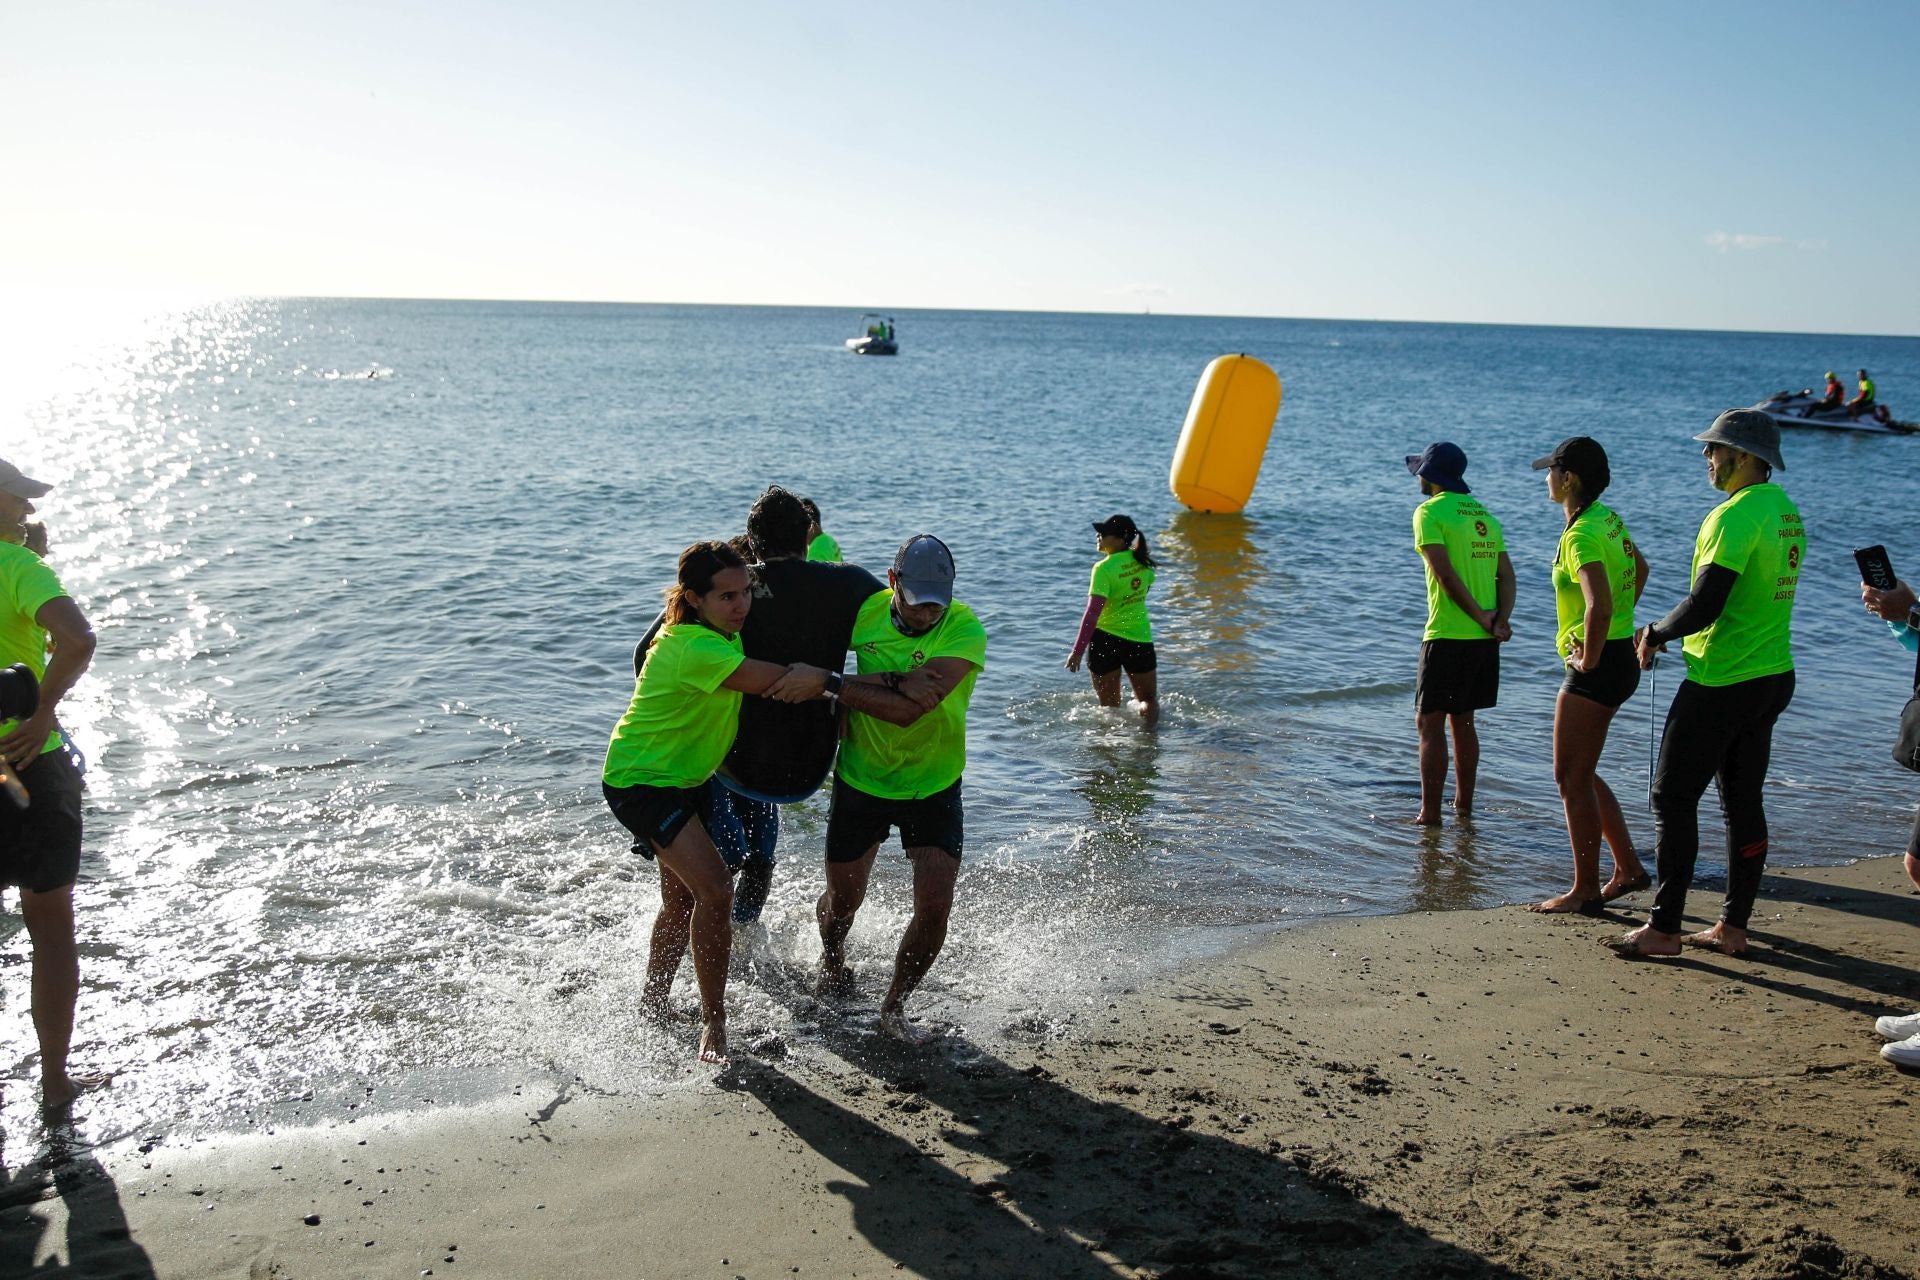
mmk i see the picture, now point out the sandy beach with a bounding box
[5,855,1917,1280]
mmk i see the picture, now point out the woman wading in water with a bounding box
[602,540,829,1063]
[1065,514,1160,726]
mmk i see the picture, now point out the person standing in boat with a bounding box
[1525,437,1652,915]
[1848,369,1877,420]
[1407,442,1515,827]
[1065,514,1160,727]
[1615,410,1801,959]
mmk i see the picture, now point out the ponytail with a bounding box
[664,539,746,623]
[1129,532,1156,569]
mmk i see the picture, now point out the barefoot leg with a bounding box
[1126,669,1159,727]
[817,845,877,994]
[653,819,734,1059]
[878,846,959,1038]
[1414,711,1448,825]
[1448,712,1479,817]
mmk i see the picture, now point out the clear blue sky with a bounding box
[3,0,1915,333]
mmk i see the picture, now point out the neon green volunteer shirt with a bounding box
[1550,501,1639,663]
[602,622,745,789]
[1089,551,1155,644]
[0,542,68,754]
[838,590,988,800]
[1682,483,1802,687]
[807,533,842,563]
[1412,491,1505,641]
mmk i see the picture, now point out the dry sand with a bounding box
[4,857,1917,1279]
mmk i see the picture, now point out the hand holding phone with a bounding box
[1855,545,1898,591]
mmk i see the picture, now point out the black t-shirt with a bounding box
[634,557,884,798]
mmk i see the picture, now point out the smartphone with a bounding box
[1855,544,1898,591]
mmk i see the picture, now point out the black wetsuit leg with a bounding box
[1648,673,1794,934]
[1717,672,1794,928]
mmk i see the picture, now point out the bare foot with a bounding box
[1529,892,1600,915]
[42,1072,111,1112]
[1600,870,1652,902]
[1683,923,1748,957]
[640,995,698,1026]
[1409,811,1442,827]
[1134,700,1159,727]
[697,1018,730,1065]
[878,1006,939,1046]
[815,960,857,999]
[1607,924,1681,958]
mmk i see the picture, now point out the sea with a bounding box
[1,298,1916,1141]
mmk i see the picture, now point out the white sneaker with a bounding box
[1882,1034,1920,1069]
[1875,1011,1920,1041]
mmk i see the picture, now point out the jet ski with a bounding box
[1748,388,1915,435]
[846,313,898,356]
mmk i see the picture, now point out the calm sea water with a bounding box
[1,299,1916,1136]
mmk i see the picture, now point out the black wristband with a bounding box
[824,670,844,699]
[1644,626,1662,648]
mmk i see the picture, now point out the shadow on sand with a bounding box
[0,1127,155,1280]
[724,1028,1517,1279]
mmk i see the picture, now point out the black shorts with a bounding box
[1560,638,1641,710]
[825,776,964,862]
[0,747,84,893]
[603,778,715,859]
[1416,639,1499,715]
[1088,630,1157,676]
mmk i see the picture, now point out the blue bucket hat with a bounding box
[1406,442,1470,494]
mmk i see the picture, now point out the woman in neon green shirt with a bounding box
[1065,513,1159,726]
[603,540,830,1064]
[1527,438,1652,916]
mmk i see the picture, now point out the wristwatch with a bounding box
[1907,604,1920,632]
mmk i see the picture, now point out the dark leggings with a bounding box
[1649,671,1794,933]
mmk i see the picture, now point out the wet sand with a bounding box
[5,856,1917,1279]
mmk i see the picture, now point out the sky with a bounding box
[2,0,1917,334]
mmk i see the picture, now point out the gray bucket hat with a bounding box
[1694,408,1785,472]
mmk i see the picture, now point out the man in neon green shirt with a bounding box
[1847,368,1876,420]
[0,457,100,1110]
[1406,442,1515,827]
[815,534,987,1044]
[1617,409,1801,959]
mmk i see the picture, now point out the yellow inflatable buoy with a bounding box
[1168,355,1282,513]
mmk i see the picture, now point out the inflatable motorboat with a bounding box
[1747,388,1915,435]
[846,313,898,356]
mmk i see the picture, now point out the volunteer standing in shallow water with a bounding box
[1526,437,1652,915]
[602,540,830,1063]
[1065,514,1159,726]
[1407,443,1515,826]
[1616,410,1802,959]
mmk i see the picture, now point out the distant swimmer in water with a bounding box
[800,497,842,562]
[1065,513,1159,726]
[602,540,831,1063]
[815,535,988,1044]
[1525,437,1652,915]
[1615,410,1801,960]
[1406,443,1514,826]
